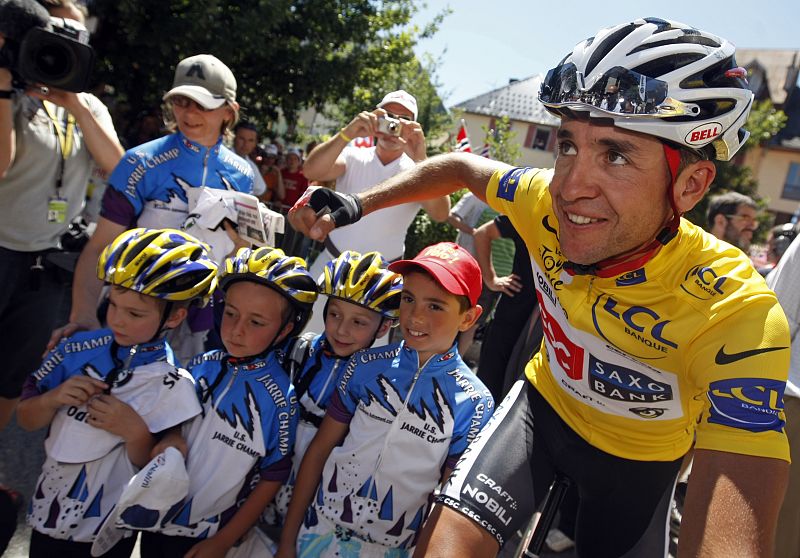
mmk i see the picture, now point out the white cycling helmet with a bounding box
[539,17,753,161]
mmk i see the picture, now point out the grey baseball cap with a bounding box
[163,54,236,109]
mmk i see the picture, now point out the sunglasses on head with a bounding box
[539,63,700,118]
[383,111,414,122]
[170,95,218,112]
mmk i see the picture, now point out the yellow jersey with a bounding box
[487,167,790,462]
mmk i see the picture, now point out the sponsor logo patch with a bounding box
[685,122,722,146]
[680,265,728,300]
[714,345,787,365]
[591,295,676,359]
[615,268,646,287]
[707,378,786,433]
[496,168,526,201]
[589,355,674,403]
[538,296,585,379]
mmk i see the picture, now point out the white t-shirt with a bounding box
[767,236,800,399]
[0,93,117,251]
[327,146,419,261]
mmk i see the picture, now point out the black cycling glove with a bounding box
[307,188,363,227]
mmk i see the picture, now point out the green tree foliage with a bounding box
[483,114,521,166]
[90,0,445,139]
[684,100,788,231]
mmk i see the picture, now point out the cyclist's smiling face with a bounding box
[324,298,386,358]
[549,119,672,265]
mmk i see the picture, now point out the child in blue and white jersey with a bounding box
[277,242,495,558]
[268,250,403,525]
[17,228,218,558]
[140,247,317,558]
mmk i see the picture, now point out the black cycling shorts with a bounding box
[439,380,682,557]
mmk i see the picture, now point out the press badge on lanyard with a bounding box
[47,195,68,224]
[43,100,75,225]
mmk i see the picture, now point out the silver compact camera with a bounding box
[377,116,403,137]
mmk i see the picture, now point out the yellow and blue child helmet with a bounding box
[219,246,318,335]
[97,228,218,306]
[320,251,403,319]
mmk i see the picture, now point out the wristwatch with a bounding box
[0,90,13,99]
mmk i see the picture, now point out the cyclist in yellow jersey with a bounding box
[287,17,790,558]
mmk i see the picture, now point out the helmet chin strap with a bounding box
[563,143,682,278]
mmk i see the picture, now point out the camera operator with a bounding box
[297,89,449,342]
[0,0,123,430]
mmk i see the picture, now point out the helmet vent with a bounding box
[155,269,212,294]
[122,230,161,266]
[630,53,706,78]
[352,257,374,284]
[585,22,639,75]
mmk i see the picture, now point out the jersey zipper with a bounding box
[357,353,432,531]
[313,359,341,408]
[201,147,210,187]
[212,362,239,412]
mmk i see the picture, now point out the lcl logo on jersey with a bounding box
[707,378,786,433]
[680,265,728,300]
[591,295,677,360]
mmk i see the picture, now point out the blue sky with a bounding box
[411,0,798,107]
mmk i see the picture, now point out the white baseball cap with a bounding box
[163,54,237,110]
[377,89,418,121]
[91,447,190,557]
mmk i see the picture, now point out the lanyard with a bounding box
[42,100,76,191]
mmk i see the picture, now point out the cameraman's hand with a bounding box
[27,84,82,113]
[401,121,427,162]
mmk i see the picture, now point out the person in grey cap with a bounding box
[53,53,255,364]
[299,89,450,343]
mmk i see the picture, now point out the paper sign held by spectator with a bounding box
[187,187,284,244]
[184,187,285,264]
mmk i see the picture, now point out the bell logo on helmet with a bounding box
[685,123,722,145]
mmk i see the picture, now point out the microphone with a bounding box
[0,0,50,42]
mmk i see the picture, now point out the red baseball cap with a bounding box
[389,242,483,306]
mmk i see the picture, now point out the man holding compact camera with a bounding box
[300,89,450,339]
[0,0,123,430]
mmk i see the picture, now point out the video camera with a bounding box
[0,0,95,92]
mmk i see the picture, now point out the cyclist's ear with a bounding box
[674,160,715,214]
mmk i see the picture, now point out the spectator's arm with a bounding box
[447,213,474,236]
[474,220,522,297]
[0,66,14,179]
[277,414,349,557]
[421,195,451,223]
[70,217,127,328]
[304,111,381,182]
[678,449,788,557]
[291,153,509,241]
[27,88,123,175]
[274,168,286,201]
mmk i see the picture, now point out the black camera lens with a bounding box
[32,40,74,80]
[388,121,398,131]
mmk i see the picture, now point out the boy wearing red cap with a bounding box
[277,242,495,558]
